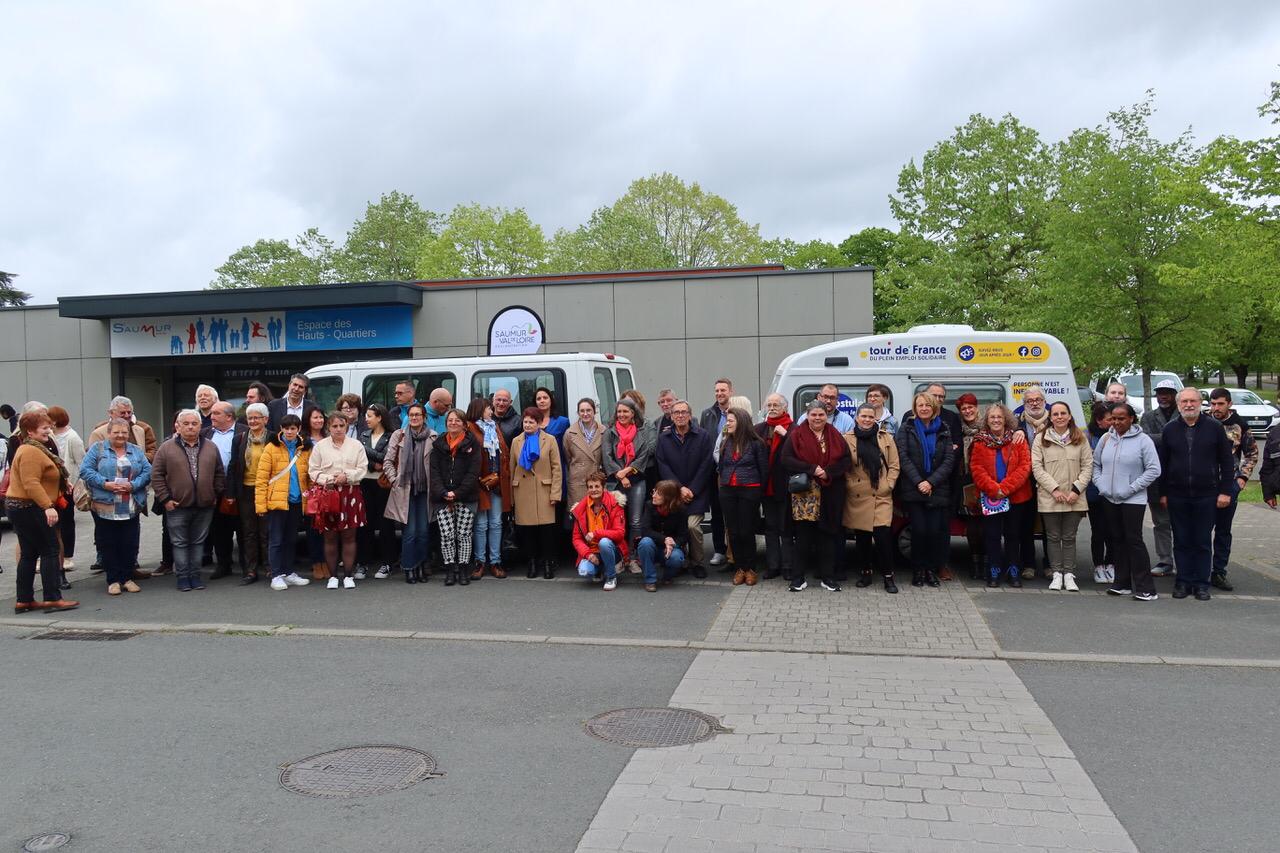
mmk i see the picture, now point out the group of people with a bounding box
[2,370,1273,611]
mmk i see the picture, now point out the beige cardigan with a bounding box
[307,436,369,487]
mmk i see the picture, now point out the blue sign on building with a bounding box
[283,305,414,352]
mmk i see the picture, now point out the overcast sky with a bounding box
[4,1,1277,304]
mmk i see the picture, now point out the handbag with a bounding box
[979,494,1010,516]
[500,513,522,564]
[790,481,821,522]
[218,496,239,516]
[73,480,92,511]
[305,486,341,515]
[787,472,811,494]
[377,472,392,489]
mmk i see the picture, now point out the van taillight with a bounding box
[605,353,615,359]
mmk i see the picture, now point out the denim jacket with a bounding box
[80,440,152,512]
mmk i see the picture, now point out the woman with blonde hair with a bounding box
[969,403,1033,589]
[894,392,955,588]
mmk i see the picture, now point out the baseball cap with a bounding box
[1154,379,1179,392]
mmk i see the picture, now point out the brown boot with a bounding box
[744,570,758,586]
[938,565,954,582]
[470,562,485,581]
[732,569,746,586]
[490,564,507,579]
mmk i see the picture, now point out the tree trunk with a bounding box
[1232,365,1248,388]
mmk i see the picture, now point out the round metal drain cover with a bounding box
[23,834,70,852]
[585,707,728,748]
[279,745,443,799]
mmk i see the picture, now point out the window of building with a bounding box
[362,372,457,411]
[472,368,567,417]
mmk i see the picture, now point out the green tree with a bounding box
[549,173,763,271]
[336,190,439,281]
[1039,96,1220,401]
[0,270,30,306]
[838,227,902,332]
[886,114,1051,330]
[417,203,548,278]
[761,237,844,269]
[209,227,338,289]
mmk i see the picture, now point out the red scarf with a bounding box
[446,431,466,455]
[764,413,793,496]
[614,421,637,466]
[789,421,845,478]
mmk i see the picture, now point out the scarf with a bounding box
[763,412,793,497]
[614,422,638,466]
[402,426,430,494]
[24,437,70,494]
[1021,408,1049,434]
[790,421,843,473]
[580,420,598,445]
[852,422,882,488]
[975,429,1014,450]
[446,430,465,455]
[913,416,941,474]
[1045,429,1072,447]
[518,430,541,472]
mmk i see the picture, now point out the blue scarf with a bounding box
[517,430,541,472]
[914,416,941,475]
[995,446,1006,481]
[479,418,499,461]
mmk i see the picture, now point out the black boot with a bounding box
[924,569,940,588]
[459,562,470,586]
[404,565,417,584]
[883,574,898,594]
[854,570,874,588]
[911,570,924,587]
[542,560,555,580]
[970,555,984,580]
[444,564,457,586]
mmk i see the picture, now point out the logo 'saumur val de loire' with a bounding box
[487,306,545,356]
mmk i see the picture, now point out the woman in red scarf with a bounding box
[780,400,851,592]
[754,393,795,580]
[969,403,1033,589]
[603,398,655,571]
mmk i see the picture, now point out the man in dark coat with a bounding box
[656,399,715,577]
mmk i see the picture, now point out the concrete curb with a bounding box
[6,617,1280,669]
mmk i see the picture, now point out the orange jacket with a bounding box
[969,439,1033,504]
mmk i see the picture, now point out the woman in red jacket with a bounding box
[570,470,629,591]
[969,403,1033,588]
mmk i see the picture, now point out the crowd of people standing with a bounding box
[1,370,1273,611]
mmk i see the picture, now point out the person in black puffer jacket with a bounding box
[430,409,482,587]
[895,393,956,588]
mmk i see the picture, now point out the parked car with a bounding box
[1199,387,1280,439]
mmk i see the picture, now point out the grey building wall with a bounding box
[0,305,112,439]
[411,269,874,412]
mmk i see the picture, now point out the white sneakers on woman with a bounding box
[1050,572,1079,591]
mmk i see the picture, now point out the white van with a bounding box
[1090,370,1183,416]
[768,324,1084,425]
[305,352,636,418]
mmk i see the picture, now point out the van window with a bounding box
[594,367,618,415]
[362,372,457,411]
[472,369,568,417]
[913,382,1005,408]
[616,368,634,395]
[793,385,892,418]
[309,376,344,414]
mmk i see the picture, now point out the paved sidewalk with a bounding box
[705,583,998,657]
[577,651,1135,853]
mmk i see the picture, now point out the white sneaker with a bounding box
[1049,571,1063,591]
[284,573,310,586]
[353,566,367,580]
[374,565,390,579]
[62,558,76,570]
[343,576,356,589]
[1063,573,1079,592]
[709,553,727,567]
[1104,565,1116,583]
[326,577,339,590]
[1093,565,1107,583]
[603,577,617,591]
[270,576,289,591]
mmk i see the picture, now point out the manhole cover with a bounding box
[584,707,728,748]
[23,833,70,852]
[29,630,137,641]
[279,746,443,799]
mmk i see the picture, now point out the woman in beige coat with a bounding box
[1031,401,1093,592]
[510,407,563,579]
[563,398,604,510]
[842,405,901,593]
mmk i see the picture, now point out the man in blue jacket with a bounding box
[657,400,715,578]
[1158,388,1234,601]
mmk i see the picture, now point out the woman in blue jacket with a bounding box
[1092,403,1161,600]
[717,407,769,586]
[80,419,152,595]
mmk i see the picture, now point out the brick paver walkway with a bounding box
[705,583,999,657]
[576,652,1136,853]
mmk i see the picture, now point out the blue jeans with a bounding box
[577,537,620,581]
[401,493,432,570]
[637,537,686,584]
[166,507,214,580]
[1168,494,1216,590]
[474,494,504,565]
[267,504,302,577]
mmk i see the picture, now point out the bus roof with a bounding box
[773,326,1072,376]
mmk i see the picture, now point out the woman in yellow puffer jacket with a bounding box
[255,414,312,590]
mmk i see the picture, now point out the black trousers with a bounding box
[853,526,895,576]
[1101,501,1153,595]
[358,479,396,565]
[209,509,240,571]
[982,500,1027,571]
[516,523,558,562]
[719,485,762,572]
[708,483,727,555]
[1019,483,1040,570]
[792,520,833,584]
[1086,498,1110,566]
[57,501,76,557]
[11,504,62,603]
[907,503,949,574]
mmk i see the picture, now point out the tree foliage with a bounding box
[418,204,548,279]
[0,270,30,306]
[209,228,338,289]
[336,190,438,282]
